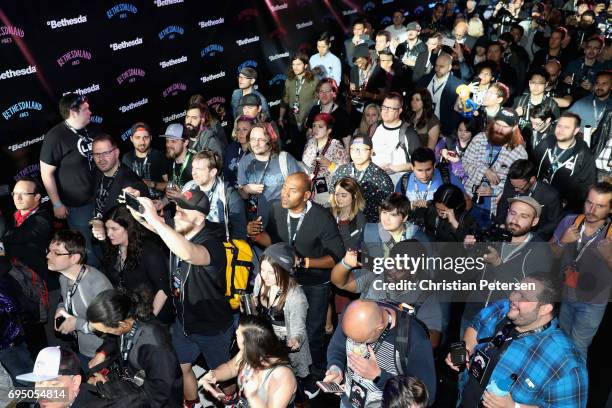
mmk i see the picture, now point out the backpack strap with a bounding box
[279,151,289,180]
[398,122,412,163]
[400,171,413,196]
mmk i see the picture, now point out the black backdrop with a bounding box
[0,0,432,199]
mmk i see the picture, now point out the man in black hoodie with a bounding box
[126,188,231,408]
[534,111,597,213]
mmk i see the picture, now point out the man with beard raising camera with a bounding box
[461,196,553,333]
[462,108,528,228]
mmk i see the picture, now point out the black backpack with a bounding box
[8,259,49,324]
[375,300,430,376]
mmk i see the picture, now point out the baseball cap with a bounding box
[494,108,519,128]
[406,22,421,31]
[239,67,258,79]
[175,189,210,215]
[262,243,297,275]
[508,196,542,217]
[351,135,373,149]
[353,44,371,60]
[130,121,152,137]
[239,93,262,107]
[160,123,186,140]
[16,347,80,382]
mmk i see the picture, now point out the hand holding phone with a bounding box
[123,192,144,213]
[317,381,346,393]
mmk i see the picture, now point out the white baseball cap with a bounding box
[16,347,80,382]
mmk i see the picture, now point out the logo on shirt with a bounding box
[158,25,184,40]
[162,82,187,98]
[201,44,224,58]
[57,49,92,67]
[76,136,93,159]
[46,15,87,29]
[106,3,138,19]
[268,74,287,86]
[2,101,43,120]
[116,68,145,85]
[199,17,224,28]
[0,25,24,44]
[0,65,36,80]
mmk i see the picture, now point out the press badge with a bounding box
[348,381,368,408]
[564,161,576,171]
[469,349,492,385]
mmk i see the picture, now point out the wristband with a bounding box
[340,258,351,270]
[53,201,63,209]
[304,257,310,269]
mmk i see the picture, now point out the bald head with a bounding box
[287,172,311,193]
[281,172,312,211]
[342,299,387,343]
[435,53,452,78]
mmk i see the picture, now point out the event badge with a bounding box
[469,349,491,385]
[563,263,580,289]
[348,381,368,408]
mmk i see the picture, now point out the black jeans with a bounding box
[301,282,330,379]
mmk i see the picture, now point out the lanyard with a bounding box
[548,141,576,173]
[286,201,311,245]
[295,78,305,105]
[65,121,93,170]
[120,321,140,362]
[359,66,372,89]
[431,77,446,96]
[500,234,532,263]
[65,265,86,315]
[414,177,433,201]
[487,145,502,168]
[351,163,369,183]
[312,137,332,179]
[96,166,119,217]
[592,98,606,127]
[172,151,192,187]
[256,157,272,185]
[575,220,609,261]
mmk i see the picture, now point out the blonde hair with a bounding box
[231,115,256,141]
[329,177,366,221]
[467,17,484,37]
[355,104,381,138]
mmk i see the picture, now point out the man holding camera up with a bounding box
[126,188,232,408]
[462,197,553,332]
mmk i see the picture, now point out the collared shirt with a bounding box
[428,73,450,119]
[309,52,342,85]
[459,300,588,408]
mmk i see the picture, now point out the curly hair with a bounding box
[102,206,146,284]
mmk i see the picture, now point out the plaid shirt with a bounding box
[462,132,527,215]
[459,300,588,408]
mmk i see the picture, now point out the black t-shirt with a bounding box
[93,165,149,219]
[122,149,170,199]
[170,222,231,335]
[39,121,99,207]
[170,156,193,189]
[266,201,345,285]
[305,104,351,141]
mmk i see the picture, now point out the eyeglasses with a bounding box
[318,89,334,94]
[69,95,88,111]
[381,105,401,111]
[11,191,37,197]
[46,248,73,256]
[92,148,116,159]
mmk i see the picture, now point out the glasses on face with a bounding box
[250,137,268,144]
[11,191,36,197]
[381,105,400,112]
[69,95,88,111]
[92,148,116,159]
[318,89,334,94]
[46,248,73,257]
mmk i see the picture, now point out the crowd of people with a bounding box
[1,0,612,407]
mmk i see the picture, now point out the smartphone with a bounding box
[449,341,467,366]
[124,192,144,213]
[447,150,458,158]
[317,381,346,393]
[55,315,66,328]
[442,37,456,47]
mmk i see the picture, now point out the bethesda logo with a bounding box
[119,98,148,113]
[0,65,36,80]
[200,71,225,83]
[154,0,184,6]
[158,25,184,40]
[117,68,145,85]
[296,21,313,30]
[57,50,92,67]
[159,56,187,69]
[162,83,187,98]
[269,52,289,61]
[236,36,259,46]
[271,3,288,11]
[342,9,358,15]
[46,15,87,29]
[0,26,25,43]
[62,83,101,96]
[199,17,224,28]
[3,101,43,120]
[110,37,143,51]
[8,135,45,152]
[106,3,138,19]
[162,110,186,123]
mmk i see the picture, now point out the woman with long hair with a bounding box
[353,103,381,139]
[253,243,314,398]
[435,117,481,183]
[102,205,172,325]
[329,177,366,250]
[224,115,256,188]
[87,289,183,407]
[470,61,497,106]
[424,183,475,242]
[199,315,297,408]
[279,53,317,157]
[407,88,441,150]
[302,113,349,206]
